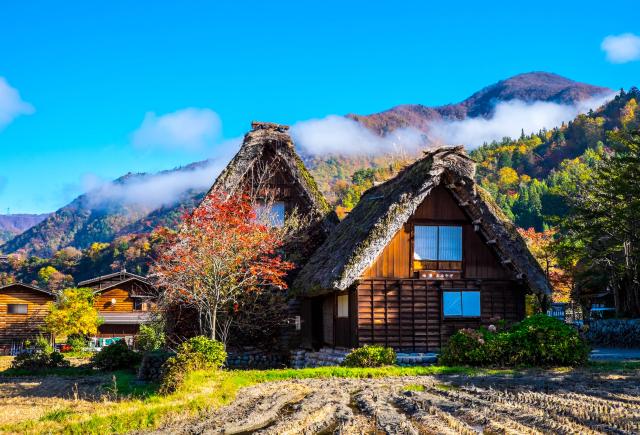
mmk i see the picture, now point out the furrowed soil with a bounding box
[152,369,640,435]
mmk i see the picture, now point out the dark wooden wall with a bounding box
[0,285,54,345]
[361,186,511,280]
[356,279,525,351]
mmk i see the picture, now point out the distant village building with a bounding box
[78,270,156,343]
[0,283,55,354]
[294,147,551,351]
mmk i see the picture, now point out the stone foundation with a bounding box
[290,348,438,368]
[225,348,288,370]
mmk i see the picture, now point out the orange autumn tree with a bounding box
[518,227,573,302]
[152,192,294,343]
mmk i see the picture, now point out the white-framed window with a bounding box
[337,294,349,318]
[7,304,28,314]
[442,290,480,317]
[414,225,462,261]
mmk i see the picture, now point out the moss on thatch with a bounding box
[294,146,551,297]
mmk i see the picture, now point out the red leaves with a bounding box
[152,191,295,304]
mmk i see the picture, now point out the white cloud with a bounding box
[429,94,615,148]
[0,77,34,129]
[131,108,222,150]
[290,115,425,156]
[601,33,640,63]
[85,138,240,210]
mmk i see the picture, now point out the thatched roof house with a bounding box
[206,121,335,231]
[295,146,550,296]
[295,146,551,351]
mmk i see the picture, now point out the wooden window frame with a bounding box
[441,289,481,319]
[410,221,465,276]
[336,294,349,319]
[7,303,28,315]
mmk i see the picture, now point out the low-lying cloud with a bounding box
[429,94,615,147]
[132,108,222,150]
[84,138,240,210]
[0,77,34,130]
[291,115,425,156]
[601,33,640,63]
[292,95,615,155]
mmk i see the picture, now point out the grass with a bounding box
[1,362,638,434]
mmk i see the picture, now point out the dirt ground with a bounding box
[0,374,110,425]
[153,369,640,435]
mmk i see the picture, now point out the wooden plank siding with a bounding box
[351,185,525,351]
[362,186,510,280]
[94,288,134,312]
[356,279,525,351]
[0,286,54,345]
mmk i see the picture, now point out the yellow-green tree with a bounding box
[44,288,102,338]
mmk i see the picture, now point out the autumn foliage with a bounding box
[151,192,294,342]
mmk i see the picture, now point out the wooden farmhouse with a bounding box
[294,146,551,351]
[78,271,156,340]
[0,283,55,354]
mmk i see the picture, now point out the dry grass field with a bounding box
[0,373,110,426]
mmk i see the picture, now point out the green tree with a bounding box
[44,288,102,338]
[560,130,640,316]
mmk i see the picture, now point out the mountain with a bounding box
[0,214,50,244]
[1,72,617,258]
[347,72,611,135]
[0,161,216,257]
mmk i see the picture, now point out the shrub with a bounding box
[508,314,590,366]
[160,336,226,394]
[440,314,590,367]
[12,337,69,370]
[67,334,88,352]
[91,340,141,371]
[584,319,640,348]
[343,345,396,367]
[137,350,174,381]
[136,321,166,352]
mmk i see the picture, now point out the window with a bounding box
[442,290,480,317]
[7,304,28,314]
[414,225,462,271]
[256,201,286,227]
[337,294,349,318]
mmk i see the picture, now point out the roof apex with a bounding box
[251,121,289,132]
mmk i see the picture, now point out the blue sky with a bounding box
[0,0,639,213]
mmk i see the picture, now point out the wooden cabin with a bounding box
[0,283,55,354]
[78,271,156,339]
[295,147,551,352]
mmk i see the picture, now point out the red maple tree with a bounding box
[151,192,294,342]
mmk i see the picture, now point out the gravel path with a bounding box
[151,369,640,434]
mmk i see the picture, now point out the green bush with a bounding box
[160,336,226,394]
[343,345,396,368]
[12,337,69,370]
[91,340,142,371]
[136,321,166,352]
[440,314,590,367]
[584,319,640,348]
[67,334,88,352]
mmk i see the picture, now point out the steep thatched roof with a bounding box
[294,146,551,296]
[207,121,333,223]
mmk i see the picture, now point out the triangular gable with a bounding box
[294,146,551,296]
[0,282,54,297]
[78,270,148,288]
[205,121,334,224]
